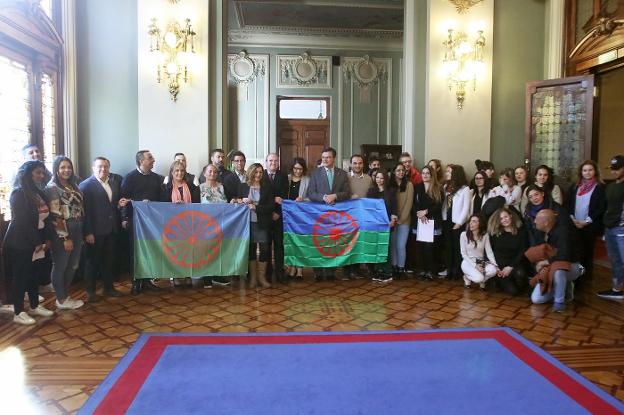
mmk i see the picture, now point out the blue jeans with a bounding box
[531,262,583,304]
[604,226,624,290]
[51,220,84,301]
[391,224,410,268]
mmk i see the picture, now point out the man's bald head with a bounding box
[535,209,556,232]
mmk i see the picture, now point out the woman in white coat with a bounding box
[442,164,471,280]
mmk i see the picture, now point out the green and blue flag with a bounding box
[133,201,249,278]
[283,199,390,267]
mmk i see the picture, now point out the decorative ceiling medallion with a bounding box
[293,53,318,83]
[342,55,388,89]
[449,0,484,14]
[277,53,331,88]
[228,51,265,85]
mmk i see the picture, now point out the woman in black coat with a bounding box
[565,160,607,279]
[234,163,274,288]
[412,165,444,280]
[161,160,200,203]
[2,161,55,325]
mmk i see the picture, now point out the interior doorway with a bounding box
[277,97,330,174]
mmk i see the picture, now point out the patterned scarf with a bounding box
[577,178,597,197]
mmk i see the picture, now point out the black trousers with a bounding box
[420,234,443,273]
[444,221,463,278]
[7,247,39,314]
[575,226,598,279]
[34,251,52,286]
[267,219,284,278]
[494,266,528,296]
[85,233,116,294]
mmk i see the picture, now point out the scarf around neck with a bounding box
[577,178,597,197]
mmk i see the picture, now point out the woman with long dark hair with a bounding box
[367,169,397,282]
[413,165,444,280]
[565,160,607,280]
[469,170,492,215]
[460,214,497,289]
[45,156,85,310]
[441,164,471,279]
[388,162,414,277]
[3,161,55,324]
[520,165,563,213]
[234,163,274,288]
[286,158,310,279]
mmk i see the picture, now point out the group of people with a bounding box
[1,142,623,325]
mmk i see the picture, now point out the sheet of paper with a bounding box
[32,249,45,262]
[416,219,434,243]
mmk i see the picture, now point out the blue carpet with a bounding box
[80,329,624,415]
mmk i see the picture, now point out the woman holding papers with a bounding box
[413,165,444,280]
[3,161,55,324]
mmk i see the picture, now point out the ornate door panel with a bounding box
[525,75,594,181]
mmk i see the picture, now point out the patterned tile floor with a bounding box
[0,266,623,414]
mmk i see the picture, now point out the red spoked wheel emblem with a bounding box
[312,211,359,257]
[162,211,222,268]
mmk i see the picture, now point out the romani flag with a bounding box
[132,201,250,278]
[282,199,390,267]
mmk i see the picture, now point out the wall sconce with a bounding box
[147,17,196,101]
[441,27,485,109]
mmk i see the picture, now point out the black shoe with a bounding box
[131,280,142,295]
[314,274,324,282]
[397,267,406,279]
[203,277,213,289]
[143,279,160,291]
[87,292,101,303]
[103,288,123,297]
[423,271,434,281]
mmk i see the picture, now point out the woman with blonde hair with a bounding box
[234,163,274,288]
[487,207,528,295]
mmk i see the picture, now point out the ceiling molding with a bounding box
[228,30,403,52]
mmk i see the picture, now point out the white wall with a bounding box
[137,0,209,177]
[425,0,494,174]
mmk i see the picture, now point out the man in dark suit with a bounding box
[308,147,351,281]
[121,150,164,294]
[264,153,288,283]
[80,157,126,302]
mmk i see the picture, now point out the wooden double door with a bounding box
[277,119,329,175]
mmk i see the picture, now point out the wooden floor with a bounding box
[1,266,623,414]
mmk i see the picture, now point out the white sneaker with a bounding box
[29,305,53,317]
[0,304,14,313]
[56,299,75,310]
[68,298,84,309]
[39,284,54,293]
[24,293,44,302]
[438,269,448,277]
[13,311,35,325]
